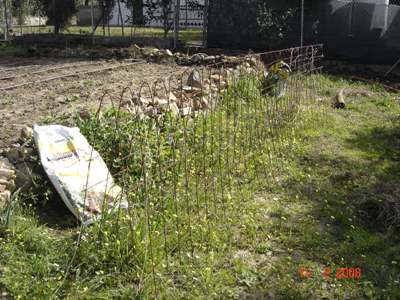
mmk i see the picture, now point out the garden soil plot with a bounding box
[0,57,186,151]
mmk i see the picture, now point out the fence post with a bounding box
[91,0,94,31]
[203,0,209,47]
[174,0,180,49]
[117,0,125,36]
[301,0,304,47]
[91,0,95,46]
[348,0,355,37]
[383,0,389,35]
[3,0,9,41]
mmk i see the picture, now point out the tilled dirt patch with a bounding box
[0,58,187,152]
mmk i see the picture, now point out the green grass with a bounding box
[1,26,202,57]
[12,25,203,43]
[0,73,399,299]
[0,42,31,58]
[236,76,400,299]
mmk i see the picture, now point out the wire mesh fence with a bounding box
[12,44,323,297]
[0,1,206,45]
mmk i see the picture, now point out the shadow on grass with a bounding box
[34,192,78,230]
[16,162,78,230]
[246,122,400,299]
[294,123,399,291]
[346,124,400,230]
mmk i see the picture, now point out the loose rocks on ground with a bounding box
[0,157,16,209]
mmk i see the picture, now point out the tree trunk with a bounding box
[174,0,180,48]
[107,5,110,36]
[3,0,9,40]
[102,4,106,36]
[91,8,105,36]
[163,6,168,39]
[203,0,209,47]
[117,0,125,36]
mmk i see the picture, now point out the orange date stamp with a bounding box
[299,267,362,280]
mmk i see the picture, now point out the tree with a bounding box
[143,0,201,39]
[208,0,299,50]
[256,2,296,49]
[144,0,174,39]
[123,0,145,26]
[12,0,26,25]
[123,0,145,38]
[95,0,115,35]
[37,0,77,34]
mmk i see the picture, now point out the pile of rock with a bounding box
[4,127,38,197]
[174,52,240,67]
[119,66,245,119]
[125,45,243,67]
[54,44,260,68]
[55,45,176,64]
[126,45,175,64]
[0,158,15,210]
[108,52,269,119]
[0,128,34,209]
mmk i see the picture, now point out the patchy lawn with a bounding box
[239,75,400,299]
[13,25,203,43]
[0,74,399,299]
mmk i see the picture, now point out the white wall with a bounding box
[108,2,130,26]
[359,0,388,4]
[107,1,205,28]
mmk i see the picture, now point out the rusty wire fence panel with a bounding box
[52,44,324,297]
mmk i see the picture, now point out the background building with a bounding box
[207,0,400,63]
[321,0,400,62]
[76,1,204,29]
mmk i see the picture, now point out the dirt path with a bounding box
[0,58,186,151]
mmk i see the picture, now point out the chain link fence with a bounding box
[1,1,207,46]
[322,0,400,62]
[207,0,321,50]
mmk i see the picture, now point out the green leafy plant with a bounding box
[256,3,296,49]
[37,0,77,34]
